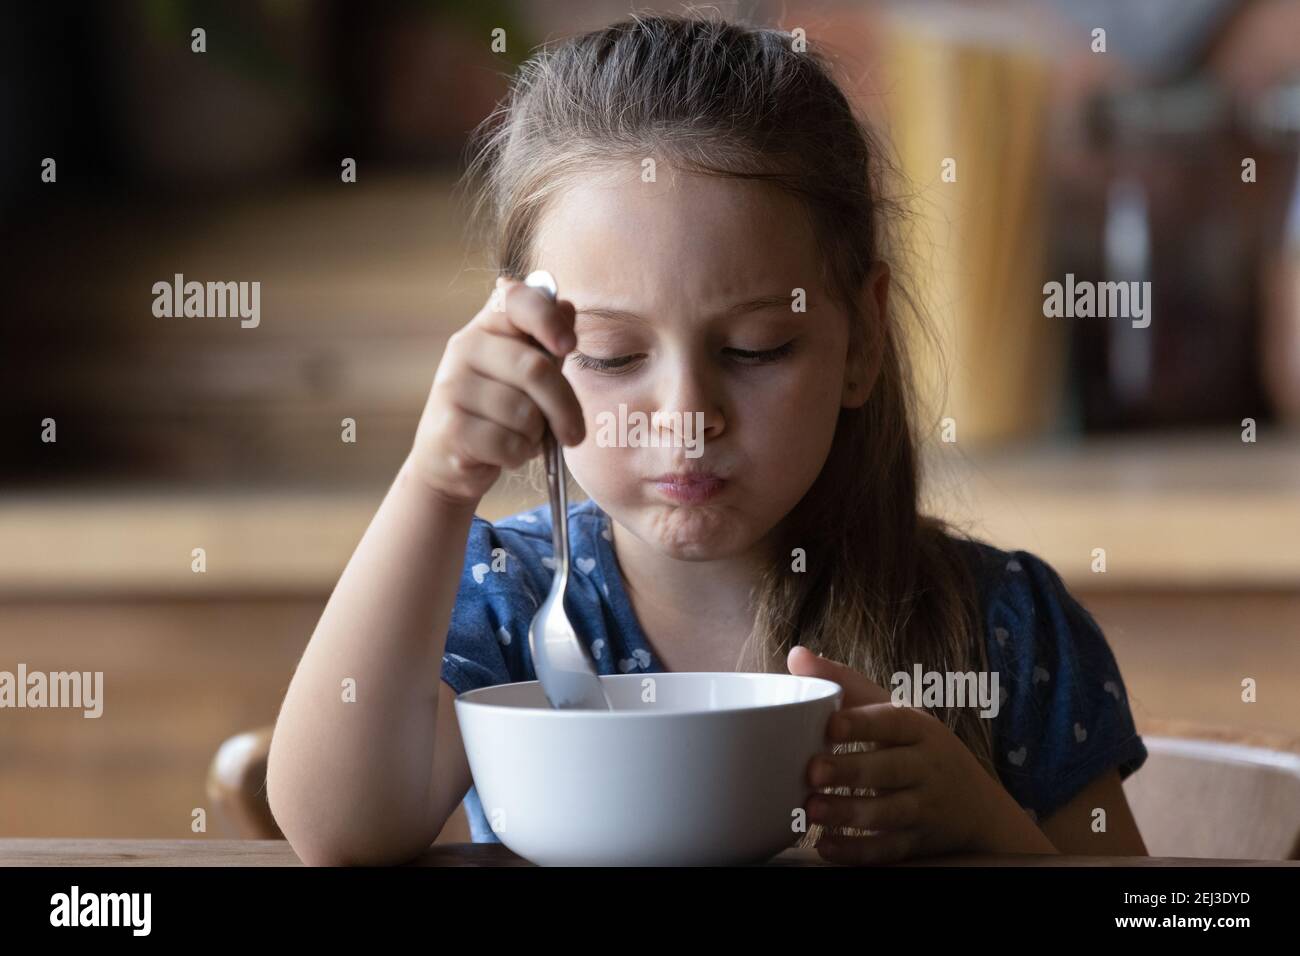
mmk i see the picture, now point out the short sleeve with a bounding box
[439,516,538,696]
[983,547,1148,821]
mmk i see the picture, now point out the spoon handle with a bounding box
[543,425,570,580]
[523,270,571,580]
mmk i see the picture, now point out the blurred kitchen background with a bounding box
[1,0,1297,841]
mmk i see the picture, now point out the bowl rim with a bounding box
[452,671,843,719]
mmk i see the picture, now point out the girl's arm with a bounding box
[266,460,478,866]
[267,278,584,866]
[1036,769,1150,855]
[971,780,1061,855]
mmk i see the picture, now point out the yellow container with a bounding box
[885,12,1058,447]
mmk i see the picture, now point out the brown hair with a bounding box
[459,10,996,848]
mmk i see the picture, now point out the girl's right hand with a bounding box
[407,276,587,509]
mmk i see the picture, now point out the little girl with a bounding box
[267,11,1149,866]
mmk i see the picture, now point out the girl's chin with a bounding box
[640,503,751,559]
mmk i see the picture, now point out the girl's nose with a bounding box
[654,361,725,444]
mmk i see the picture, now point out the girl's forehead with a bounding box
[532,171,821,304]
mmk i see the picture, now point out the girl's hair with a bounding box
[460,10,995,847]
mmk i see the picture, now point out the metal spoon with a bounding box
[522,270,613,711]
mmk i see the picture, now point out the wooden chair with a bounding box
[1125,717,1300,859]
[206,725,471,844]
[209,718,1300,859]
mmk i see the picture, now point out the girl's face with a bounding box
[532,165,876,561]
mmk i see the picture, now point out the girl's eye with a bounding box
[724,341,795,364]
[569,340,795,373]
[570,352,642,373]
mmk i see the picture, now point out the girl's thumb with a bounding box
[787,644,823,669]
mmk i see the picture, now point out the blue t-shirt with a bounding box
[440,497,1148,841]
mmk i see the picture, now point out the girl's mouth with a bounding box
[649,473,726,504]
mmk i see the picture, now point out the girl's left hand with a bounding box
[787,645,1028,864]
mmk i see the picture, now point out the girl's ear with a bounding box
[841,260,890,409]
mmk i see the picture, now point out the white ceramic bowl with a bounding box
[453,672,843,866]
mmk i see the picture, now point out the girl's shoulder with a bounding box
[948,534,1122,689]
[947,534,1149,822]
[466,498,609,575]
[488,496,607,529]
[949,535,1099,652]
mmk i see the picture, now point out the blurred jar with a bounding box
[1072,80,1281,431]
[886,7,1057,447]
[1253,83,1300,425]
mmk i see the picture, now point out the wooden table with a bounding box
[1,839,1293,867]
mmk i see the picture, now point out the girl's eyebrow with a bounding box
[574,293,795,324]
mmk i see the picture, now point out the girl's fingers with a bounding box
[808,743,921,792]
[441,404,541,471]
[463,333,586,445]
[829,702,929,748]
[815,829,918,866]
[786,647,892,708]
[440,371,546,446]
[809,788,920,833]
[478,278,577,358]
